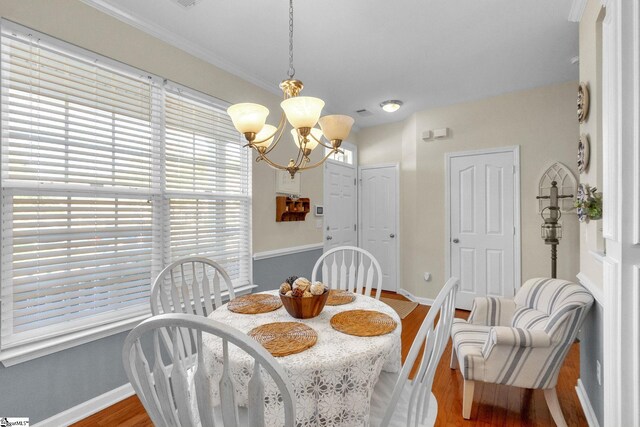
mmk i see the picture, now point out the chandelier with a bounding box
[227,0,354,178]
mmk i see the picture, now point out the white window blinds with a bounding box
[164,87,251,286]
[0,22,251,352]
[1,30,161,191]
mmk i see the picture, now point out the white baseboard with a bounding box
[576,379,601,427]
[397,288,434,306]
[253,243,323,261]
[33,383,134,427]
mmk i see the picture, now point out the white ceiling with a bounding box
[84,0,578,128]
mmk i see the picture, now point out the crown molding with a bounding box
[568,0,588,22]
[79,0,280,97]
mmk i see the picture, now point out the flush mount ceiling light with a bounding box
[380,100,403,113]
[227,0,354,179]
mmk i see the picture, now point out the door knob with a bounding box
[452,238,459,243]
[389,234,395,238]
[326,236,333,240]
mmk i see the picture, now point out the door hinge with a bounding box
[354,178,357,185]
[354,224,357,231]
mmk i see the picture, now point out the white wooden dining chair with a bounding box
[123,313,296,427]
[151,257,235,316]
[311,246,383,300]
[369,277,459,427]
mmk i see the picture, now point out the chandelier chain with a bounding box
[288,0,295,79]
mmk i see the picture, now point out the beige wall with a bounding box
[359,81,580,299]
[0,0,323,254]
[578,0,605,291]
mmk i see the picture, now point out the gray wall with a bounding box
[0,249,321,423]
[252,249,322,293]
[0,330,132,422]
[580,302,604,425]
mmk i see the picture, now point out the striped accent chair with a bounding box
[450,278,594,427]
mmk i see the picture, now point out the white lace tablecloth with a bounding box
[202,290,402,427]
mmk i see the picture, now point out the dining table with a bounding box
[202,289,402,427]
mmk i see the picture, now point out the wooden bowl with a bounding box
[279,290,329,319]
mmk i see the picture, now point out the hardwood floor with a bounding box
[74,292,587,426]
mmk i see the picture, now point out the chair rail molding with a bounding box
[253,243,323,261]
[600,0,640,425]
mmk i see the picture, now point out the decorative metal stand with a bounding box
[536,181,573,278]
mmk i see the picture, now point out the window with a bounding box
[325,146,354,165]
[164,85,251,282]
[0,22,251,359]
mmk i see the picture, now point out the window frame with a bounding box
[0,21,254,366]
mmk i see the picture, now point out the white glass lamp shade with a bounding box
[253,125,277,148]
[290,128,321,151]
[227,103,269,134]
[318,115,354,141]
[281,96,325,129]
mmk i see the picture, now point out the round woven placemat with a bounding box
[248,322,317,357]
[227,293,282,314]
[330,310,398,337]
[325,289,356,306]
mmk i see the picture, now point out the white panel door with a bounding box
[449,150,517,310]
[324,161,357,251]
[360,165,398,292]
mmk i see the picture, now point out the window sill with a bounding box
[0,284,256,367]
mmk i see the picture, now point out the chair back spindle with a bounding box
[312,246,383,299]
[379,277,459,426]
[123,313,296,427]
[151,257,235,316]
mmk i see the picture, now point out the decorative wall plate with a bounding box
[577,82,590,123]
[577,134,590,173]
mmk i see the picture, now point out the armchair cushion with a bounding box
[467,296,517,327]
[451,319,490,381]
[511,307,549,330]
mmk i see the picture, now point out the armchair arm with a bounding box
[468,297,517,326]
[482,326,552,359]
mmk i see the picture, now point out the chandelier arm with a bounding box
[296,149,339,171]
[293,138,306,166]
[252,128,278,145]
[308,131,335,150]
[262,112,288,155]
[254,151,290,171]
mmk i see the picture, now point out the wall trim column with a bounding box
[600,0,640,425]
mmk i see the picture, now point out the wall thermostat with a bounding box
[314,205,324,216]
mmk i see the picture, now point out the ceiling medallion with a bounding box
[577,134,590,174]
[577,82,590,124]
[227,0,354,178]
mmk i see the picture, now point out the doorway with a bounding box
[446,147,521,310]
[323,143,358,252]
[359,164,399,292]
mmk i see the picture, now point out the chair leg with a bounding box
[543,388,568,427]
[462,380,475,419]
[450,347,458,369]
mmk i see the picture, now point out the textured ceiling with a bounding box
[84,0,578,127]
